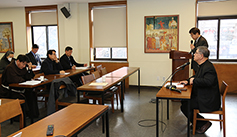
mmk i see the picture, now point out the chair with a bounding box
[55,85,89,111]
[96,64,103,77]
[81,74,115,113]
[36,86,49,107]
[0,99,24,137]
[192,81,228,137]
[101,67,121,107]
[92,70,101,79]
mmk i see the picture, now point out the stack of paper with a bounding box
[76,67,89,70]
[164,82,184,88]
[19,80,41,85]
[89,82,108,86]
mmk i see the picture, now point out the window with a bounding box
[198,16,237,61]
[25,6,58,58]
[89,1,127,61]
[94,47,127,60]
[32,25,58,58]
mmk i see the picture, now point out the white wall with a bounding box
[0,7,27,58]
[127,0,196,86]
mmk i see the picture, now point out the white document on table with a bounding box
[19,80,41,85]
[59,72,70,75]
[164,82,184,88]
[89,82,108,86]
[76,67,89,70]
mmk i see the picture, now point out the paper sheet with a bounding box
[19,80,41,85]
[164,82,184,88]
[89,82,108,86]
[76,67,89,70]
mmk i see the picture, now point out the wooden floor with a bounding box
[1,86,237,137]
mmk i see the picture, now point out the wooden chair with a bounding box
[96,64,103,77]
[81,74,115,113]
[55,85,89,111]
[192,81,228,137]
[92,70,101,79]
[36,86,49,107]
[101,67,121,107]
[0,99,24,137]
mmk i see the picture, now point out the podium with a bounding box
[169,50,192,81]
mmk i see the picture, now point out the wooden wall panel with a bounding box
[213,64,237,93]
[91,62,129,88]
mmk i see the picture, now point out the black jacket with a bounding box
[189,60,220,112]
[26,51,41,65]
[40,58,63,75]
[0,51,14,74]
[191,35,209,72]
[60,54,84,70]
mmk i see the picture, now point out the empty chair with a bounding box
[0,99,24,137]
[96,64,103,77]
[192,81,228,137]
[100,67,121,107]
[81,74,115,113]
[92,70,100,79]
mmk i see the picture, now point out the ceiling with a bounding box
[0,0,120,8]
[0,0,236,8]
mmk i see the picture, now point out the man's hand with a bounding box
[178,80,188,85]
[84,63,88,67]
[60,70,65,74]
[55,58,59,63]
[32,65,37,68]
[27,62,33,70]
[190,44,195,50]
[71,65,76,69]
[189,78,194,85]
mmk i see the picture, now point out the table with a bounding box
[156,83,192,137]
[77,67,140,112]
[8,104,109,137]
[9,67,94,89]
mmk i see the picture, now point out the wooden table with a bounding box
[77,67,140,112]
[9,67,94,89]
[8,104,109,137]
[156,83,192,137]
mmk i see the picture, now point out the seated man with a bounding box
[40,50,65,75]
[60,46,87,86]
[26,44,41,67]
[0,54,39,118]
[179,46,220,134]
[60,46,87,70]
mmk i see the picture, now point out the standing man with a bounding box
[189,27,208,73]
[0,55,39,118]
[179,46,220,134]
[60,46,87,70]
[26,44,41,67]
[41,50,65,75]
[60,46,87,86]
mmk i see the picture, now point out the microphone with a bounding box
[176,62,190,70]
[165,61,190,93]
[189,40,193,54]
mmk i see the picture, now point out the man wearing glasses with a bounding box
[179,46,220,134]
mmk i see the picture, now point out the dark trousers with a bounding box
[180,97,207,129]
[10,89,39,119]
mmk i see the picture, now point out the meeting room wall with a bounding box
[127,0,196,86]
[57,3,90,65]
[0,7,27,58]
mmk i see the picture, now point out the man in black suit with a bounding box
[189,27,208,73]
[26,44,41,67]
[60,46,87,70]
[179,46,220,134]
[40,50,65,75]
[60,46,87,86]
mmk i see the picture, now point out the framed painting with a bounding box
[0,22,14,53]
[144,15,179,53]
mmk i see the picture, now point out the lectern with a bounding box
[169,50,192,81]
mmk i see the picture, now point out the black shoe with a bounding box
[196,122,212,134]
